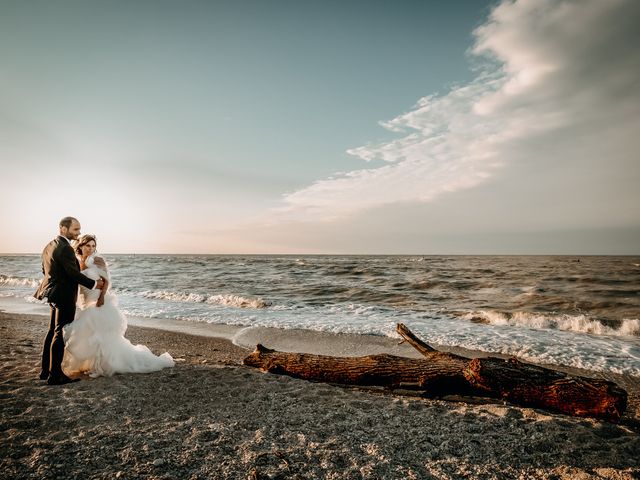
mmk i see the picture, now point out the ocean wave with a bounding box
[136,290,207,303]
[0,274,39,289]
[463,310,640,337]
[117,289,271,309]
[205,294,271,309]
[25,295,46,304]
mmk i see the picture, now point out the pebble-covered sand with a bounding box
[2,311,639,479]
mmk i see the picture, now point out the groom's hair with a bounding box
[59,216,78,229]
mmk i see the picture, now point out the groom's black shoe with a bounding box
[39,370,49,380]
[47,374,80,386]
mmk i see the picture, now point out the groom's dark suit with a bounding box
[35,236,96,379]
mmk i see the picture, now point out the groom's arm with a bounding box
[55,244,97,290]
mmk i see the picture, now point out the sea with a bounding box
[1,254,639,376]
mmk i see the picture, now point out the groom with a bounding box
[35,216,105,385]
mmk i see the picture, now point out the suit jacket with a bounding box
[34,236,96,306]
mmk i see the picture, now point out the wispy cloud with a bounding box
[278,0,640,221]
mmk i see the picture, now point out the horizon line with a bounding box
[1,252,638,257]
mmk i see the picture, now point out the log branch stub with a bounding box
[396,323,436,354]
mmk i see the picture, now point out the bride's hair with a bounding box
[75,234,97,256]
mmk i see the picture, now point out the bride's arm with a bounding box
[93,256,110,307]
[96,277,109,307]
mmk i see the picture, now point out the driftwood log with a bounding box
[243,323,627,422]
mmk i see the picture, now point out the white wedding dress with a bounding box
[63,254,174,377]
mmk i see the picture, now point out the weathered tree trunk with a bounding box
[243,324,628,422]
[243,344,475,393]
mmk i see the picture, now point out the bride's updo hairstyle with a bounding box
[75,234,97,256]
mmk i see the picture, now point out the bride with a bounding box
[63,234,174,377]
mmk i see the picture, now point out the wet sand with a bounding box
[1,311,639,479]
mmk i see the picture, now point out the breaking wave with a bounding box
[0,274,39,289]
[463,310,640,337]
[114,289,272,309]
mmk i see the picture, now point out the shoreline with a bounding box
[3,298,639,380]
[2,311,640,479]
[2,261,639,378]
[0,297,519,359]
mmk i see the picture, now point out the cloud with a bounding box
[278,0,640,222]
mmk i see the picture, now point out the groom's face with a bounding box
[62,220,82,240]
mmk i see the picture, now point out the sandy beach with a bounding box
[2,311,640,480]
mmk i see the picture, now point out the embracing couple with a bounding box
[35,216,174,386]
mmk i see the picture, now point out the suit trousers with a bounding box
[41,303,75,377]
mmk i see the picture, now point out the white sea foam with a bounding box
[0,275,39,288]
[463,310,640,337]
[117,289,271,309]
[135,290,207,303]
[205,294,271,309]
[401,257,428,262]
[25,295,46,304]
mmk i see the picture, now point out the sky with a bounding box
[1,0,638,254]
